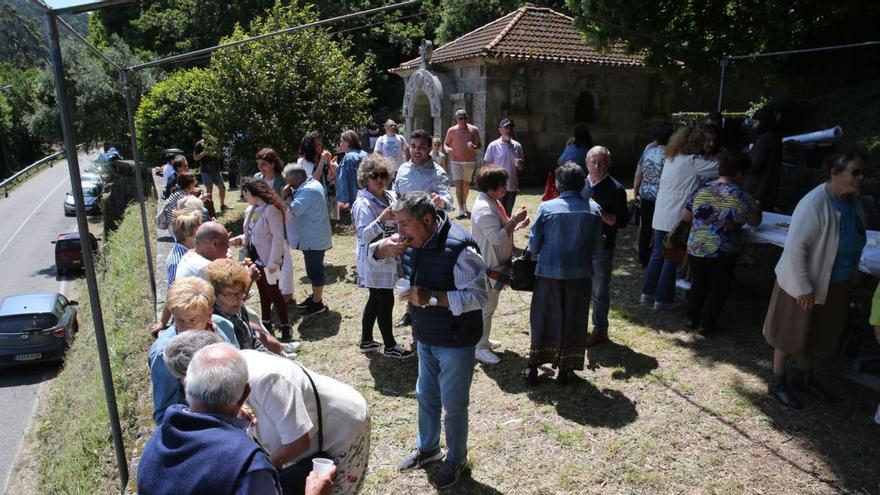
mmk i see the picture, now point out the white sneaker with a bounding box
[282,351,298,360]
[475,349,500,365]
[639,293,653,304]
[488,339,501,350]
[282,341,301,353]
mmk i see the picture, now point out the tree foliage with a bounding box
[29,36,159,154]
[0,63,48,177]
[199,3,373,162]
[565,0,880,78]
[134,68,210,165]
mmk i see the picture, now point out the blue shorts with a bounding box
[201,170,225,187]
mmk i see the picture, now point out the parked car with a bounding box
[81,172,104,191]
[0,293,78,366]
[52,231,98,276]
[63,183,102,216]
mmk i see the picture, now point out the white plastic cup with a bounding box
[265,268,279,286]
[394,278,411,299]
[312,457,334,476]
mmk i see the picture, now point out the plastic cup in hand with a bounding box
[394,278,411,299]
[312,458,334,476]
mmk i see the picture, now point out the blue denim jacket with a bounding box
[528,191,604,279]
[286,177,333,251]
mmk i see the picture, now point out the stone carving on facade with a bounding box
[418,39,433,70]
[509,66,527,112]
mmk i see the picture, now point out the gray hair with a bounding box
[586,145,611,160]
[357,154,392,188]
[392,191,436,219]
[556,162,586,193]
[184,343,248,411]
[282,163,307,182]
[163,330,222,379]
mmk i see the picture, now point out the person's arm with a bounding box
[444,129,454,155]
[613,185,630,228]
[150,353,182,425]
[401,136,410,161]
[251,373,314,468]
[269,434,310,469]
[353,202,391,244]
[409,246,487,316]
[633,163,643,198]
[527,205,545,254]
[289,188,311,217]
[692,155,719,179]
[265,207,286,272]
[335,157,354,206]
[781,201,822,304]
[430,169,454,210]
[374,137,385,156]
[150,304,172,337]
[745,192,762,227]
[471,127,482,150]
[472,205,512,247]
[482,142,497,168]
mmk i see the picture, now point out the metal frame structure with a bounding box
[716,40,880,112]
[29,0,422,490]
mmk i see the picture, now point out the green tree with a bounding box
[565,0,880,79]
[202,2,373,162]
[0,63,47,177]
[29,35,159,155]
[135,67,210,165]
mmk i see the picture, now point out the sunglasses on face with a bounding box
[457,117,466,121]
[369,173,389,180]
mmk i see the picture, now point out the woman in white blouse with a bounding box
[641,125,718,309]
[470,166,529,365]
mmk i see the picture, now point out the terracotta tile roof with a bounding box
[392,6,645,72]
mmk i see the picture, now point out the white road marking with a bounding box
[0,175,70,259]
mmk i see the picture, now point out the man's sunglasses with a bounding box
[369,173,389,180]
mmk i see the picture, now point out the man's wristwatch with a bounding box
[427,291,438,307]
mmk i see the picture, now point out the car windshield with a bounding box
[56,239,81,251]
[0,313,58,333]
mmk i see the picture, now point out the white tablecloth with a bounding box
[743,211,880,277]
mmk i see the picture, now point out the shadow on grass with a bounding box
[587,340,659,379]
[298,264,349,286]
[366,352,418,397]
[295,310,341,341]
[482,350,638,428]
[420,465,504,494]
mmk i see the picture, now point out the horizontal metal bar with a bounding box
[0,144,85,196]
[127,0,422,71]
[725,40,880,61]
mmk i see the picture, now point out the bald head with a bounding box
[184,343,248,415]
[194,221,229,260]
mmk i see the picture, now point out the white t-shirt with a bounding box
[375,134,408,172]
[297,157,317,177]
[174,250,211,280]
[242,350,369,461]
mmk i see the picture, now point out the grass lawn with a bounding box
[238,187,879,494]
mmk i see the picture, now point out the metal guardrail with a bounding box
[0,143,85,198]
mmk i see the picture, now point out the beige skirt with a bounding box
[763,281,853,355]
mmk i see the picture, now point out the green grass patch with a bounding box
[33,200,156,493]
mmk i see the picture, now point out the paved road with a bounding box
[0,152,95,493]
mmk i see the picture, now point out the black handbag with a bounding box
[509,249,536,292]
[278,363,331,495]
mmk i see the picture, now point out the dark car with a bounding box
[63,183,102,216]
[0,293,78,366]
[53,231,98,276]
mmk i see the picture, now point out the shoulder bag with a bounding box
[509,248,537,291]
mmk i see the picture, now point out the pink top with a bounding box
[444,123,481,162]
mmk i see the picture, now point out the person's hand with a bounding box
[281,184,292,199]
[376,235,407,259]
[229,235,244,246]
[320,149,333,164]
[430,192,445,209]
[304,466,336,495]
[796,293,814,311]
[149,322,166,338]
[516,217,530,230]
[238,404,257,427]
[511,206,528,224]
[516,158,524,171]
[338,202,349,210]
[266,264,279,274]
[378,206,393,223]
[566,136,575,146]
[248,263,261,282]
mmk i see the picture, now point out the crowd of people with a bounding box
[140,110,877,494]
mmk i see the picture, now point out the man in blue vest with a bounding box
[372,191,488,490]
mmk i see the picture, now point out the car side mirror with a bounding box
[69,300,79,306]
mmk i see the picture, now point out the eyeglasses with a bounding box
[369,173,389,180]
[849,169,864,177]
[219,289,247,299]
[456,117,466,121]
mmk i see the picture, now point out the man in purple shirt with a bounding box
[482,119,524,215]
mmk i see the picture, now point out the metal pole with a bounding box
[716,58,728,113]
[45,12,129,491]
[121,70,157,307]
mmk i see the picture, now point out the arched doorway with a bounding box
[402,69,444,138]
[412,91,433,135]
